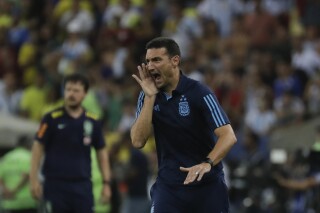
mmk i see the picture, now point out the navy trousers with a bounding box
[150,175,229,213]
[43,179,93,213]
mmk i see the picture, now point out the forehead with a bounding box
[65,81,85,89]
[146,48,168,60]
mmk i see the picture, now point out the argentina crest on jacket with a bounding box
[178,95,190,116]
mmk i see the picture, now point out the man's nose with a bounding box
[146,62,154,71]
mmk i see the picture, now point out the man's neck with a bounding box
[65,106,84,118]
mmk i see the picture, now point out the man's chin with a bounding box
[155,82,164,90]
[66,104,81,110]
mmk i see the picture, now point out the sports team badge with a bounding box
[83,120,93,145]
[178,95,190,116]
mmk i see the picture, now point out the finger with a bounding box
[138,64,148,79]
[137,65,145,80]
[132,74,142,84]
[197,172,205,181]
[184,171,199,185]
[179,167,190,172]
[141,63,150,78]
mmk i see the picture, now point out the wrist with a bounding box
[144,95,156,102]
[102,180,111,185]
[203,157,214,168]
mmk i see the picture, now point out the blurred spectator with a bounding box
[273,58,303,98]
[0,0,14,30]
[273,89,305,126]
[110,132,151,213]
[57,21,92,75]
[275,171,320,213]
[41,82,63,116]
[249,50,276,87]
[0,135,37,213]
[245,95,276,137]
[302,25,319,51]
[0,72,23,115]
[308,125,320,173]
[262,0,293,17]
[59,0,94,36]
[53,0,93,22]
[80,69,106,120]
[131,0,165,64]
[91,0,109,31]
[181,57,204,82]
[243,0,278,50]
[194,19,222,67]
[222,16,250,70]
[102,0,141,29]
[82,89,104,119]
[37,23,60,56]
[303,73,320,117]
[0,28,17,78]
[19,72,49,121]
[139,0,165,37]
[243,63,272,117]
[162,0,202,58]
[17,31,38,87]
[301,0,320,28]
[7,14,30,53]
[241,130,268,171]
[274,134,320,213]
[269,24,292,64]
[229,130,269,213]
[214,53,244,128]
[117,98,136,134]
[104,80,124,131]
[275,171,320,191]
[196,0,252,37]
[292,37,320,79]
[97,44,128,80]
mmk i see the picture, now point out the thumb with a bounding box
[179,167,189,172]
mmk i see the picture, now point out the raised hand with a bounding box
[132,63,158,97]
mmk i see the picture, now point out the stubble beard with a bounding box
[65,101,82,111]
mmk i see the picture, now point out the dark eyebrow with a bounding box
[145,57,162,63]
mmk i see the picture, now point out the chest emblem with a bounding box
[83,120,93,145]
[178,95,190,116]
[57,124,66,129]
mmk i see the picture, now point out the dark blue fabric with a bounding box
[43,179,93,213]
[35,107,105,180]
[150,173,229,213]
[127,148,149,197]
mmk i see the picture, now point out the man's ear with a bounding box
[171,55,180,67]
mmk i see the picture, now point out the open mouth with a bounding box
[151,73,161,81]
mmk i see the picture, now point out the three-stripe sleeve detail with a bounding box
[203,94,226,127]
[135,92,145,118]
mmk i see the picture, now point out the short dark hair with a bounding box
[146,37,181,58]
[63,73,89,92]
